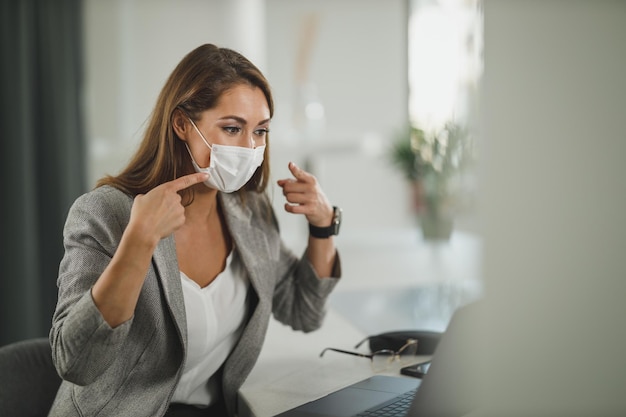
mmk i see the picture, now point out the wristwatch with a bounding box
[309,206,342,239]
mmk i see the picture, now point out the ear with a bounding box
[172,108,190,141]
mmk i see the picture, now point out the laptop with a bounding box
[273,301,481,417]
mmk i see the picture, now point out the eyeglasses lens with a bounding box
[370,340,418,371]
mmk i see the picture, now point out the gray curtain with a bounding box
[0,0,86,345]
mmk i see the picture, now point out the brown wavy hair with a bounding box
[96,44,274,201]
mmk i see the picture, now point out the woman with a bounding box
[49,44,342,417]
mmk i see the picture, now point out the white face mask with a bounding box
[185,119,265,193]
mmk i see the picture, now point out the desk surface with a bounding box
[238,309,431,417]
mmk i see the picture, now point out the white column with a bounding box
[224,0,267,73]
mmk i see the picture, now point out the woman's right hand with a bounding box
[91,172,208,327]
[128,172,209,246]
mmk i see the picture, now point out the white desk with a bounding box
[238,309,431,417]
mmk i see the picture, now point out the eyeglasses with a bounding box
[320,337,418,372]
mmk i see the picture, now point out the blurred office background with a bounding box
[1,0,484,344]
[1,0,625,414]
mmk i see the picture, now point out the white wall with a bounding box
[84,0,414,251]
[264,0,411,246]
[477,0,626,414]
[85,0,242,185]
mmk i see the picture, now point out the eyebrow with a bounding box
[219,115,271,126]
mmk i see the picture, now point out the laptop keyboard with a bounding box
[354,388,418,417]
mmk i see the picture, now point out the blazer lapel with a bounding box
[220,193,272,297]
[152,234,188,347]
[150,193,273,350]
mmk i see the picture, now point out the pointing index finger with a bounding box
[170,173,209,191]
[288,162,313,183]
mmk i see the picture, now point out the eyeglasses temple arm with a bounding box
[319,347,373,359]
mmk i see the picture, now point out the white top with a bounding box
[171,249,250,407]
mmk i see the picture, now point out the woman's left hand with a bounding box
[277,162,334,227]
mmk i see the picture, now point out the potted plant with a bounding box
[389,122,475,241]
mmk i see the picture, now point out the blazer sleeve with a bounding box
[49,187,134,386]
[272,248,341,332]
[262,195,342,333]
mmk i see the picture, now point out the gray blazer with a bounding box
[48,186,340,417]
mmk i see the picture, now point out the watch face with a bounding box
[332,207,342,234]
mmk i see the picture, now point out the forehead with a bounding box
[211,84,270,119]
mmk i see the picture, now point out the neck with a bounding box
[185,185,219,222]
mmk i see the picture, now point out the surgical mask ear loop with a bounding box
[188,118,213,150]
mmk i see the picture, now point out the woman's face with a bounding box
[187,83,271,168]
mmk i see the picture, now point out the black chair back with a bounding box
[0,338,62,417]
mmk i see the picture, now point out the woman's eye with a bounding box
[223,126,241,134]
[254,128,269,137]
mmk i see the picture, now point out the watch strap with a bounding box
[308,206,341,239]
